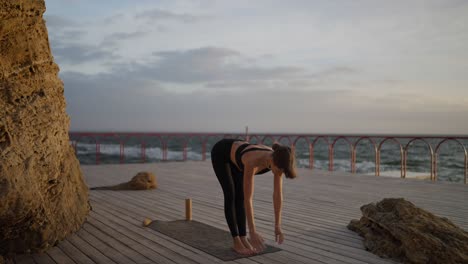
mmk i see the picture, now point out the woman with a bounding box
[211,138,297,255]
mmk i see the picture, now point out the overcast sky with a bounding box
[44,0,468,134]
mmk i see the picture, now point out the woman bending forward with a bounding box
[211,139,297,255]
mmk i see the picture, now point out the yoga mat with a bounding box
[148,220,281,261]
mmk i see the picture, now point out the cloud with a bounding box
[317,66,357,76]
[114,46,304,84]
[51,43,119,64]
[102,13,125,24]
[134,8,205,23]
[59,29,87,40]
[54,45,355,89]
[101,31,148,46]
[44,14,77,29]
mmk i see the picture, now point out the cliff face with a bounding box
[0,0,90,255]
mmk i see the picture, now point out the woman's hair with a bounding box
[272,143,297,179]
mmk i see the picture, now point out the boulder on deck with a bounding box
[348,198,468,264]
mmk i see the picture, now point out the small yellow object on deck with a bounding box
[143,218,152,227]
[185,198,192,221]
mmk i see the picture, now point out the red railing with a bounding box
[69,132,468,184]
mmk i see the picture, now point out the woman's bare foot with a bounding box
[232,236,255,255]
[240,236,256,252]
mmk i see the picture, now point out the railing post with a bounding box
[329,145,334,172]
[430,151,435,182]
[142,141,146,163]
[465,153,467,185]
[72,141,77,153]
[402,149,407,179]
[202,141,207,161]
[399,148,403,178]
[163,142,168,161]
[245,126,249,142]
[96,139,100,165]
[376,149,380,176]
[309,144,314,170]
[120,141,124,164]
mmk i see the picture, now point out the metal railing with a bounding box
[69,132,468,184]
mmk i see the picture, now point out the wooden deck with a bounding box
[13,161,468,264]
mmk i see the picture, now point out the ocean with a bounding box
[70,134,467,183]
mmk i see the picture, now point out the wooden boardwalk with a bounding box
[13,161,468,264]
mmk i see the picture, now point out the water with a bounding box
[70,134,467,183]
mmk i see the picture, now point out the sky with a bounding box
[43,0,468,134]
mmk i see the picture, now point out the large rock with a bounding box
[0,0,90,256]
[348,198,468,264]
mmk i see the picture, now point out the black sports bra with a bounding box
[235,143,273,174]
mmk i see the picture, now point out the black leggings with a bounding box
[211,139,246,237]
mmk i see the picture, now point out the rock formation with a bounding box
[90,171,157,190]
[0,0,90,256]
[348,198,468,264]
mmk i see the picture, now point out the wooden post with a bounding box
[245,126,249,142]
[185,198,192,221]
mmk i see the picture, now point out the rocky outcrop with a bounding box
[0,0,90,256]
[91,171,158,190]
[348,198,468,264]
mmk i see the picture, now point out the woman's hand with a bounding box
[249,231,266,252]
[275,227,284,244]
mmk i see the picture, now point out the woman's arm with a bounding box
[273,172,283,227]
[273,172,284,244]
[243,166,266,251]
[243,166,256,233]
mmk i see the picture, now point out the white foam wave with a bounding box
[74,143,204,160]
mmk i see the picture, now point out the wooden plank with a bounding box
[87,213,195,264]
[264,250,326,264]
[57,239,95,264]
[81,223,149,264]
[13,255,35,264]
[84,217,170,264]
[66,231,116,264]
[87,206,224,264]
[45,247,75,264]
[75,227,136,264]
[32,253,56,264]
